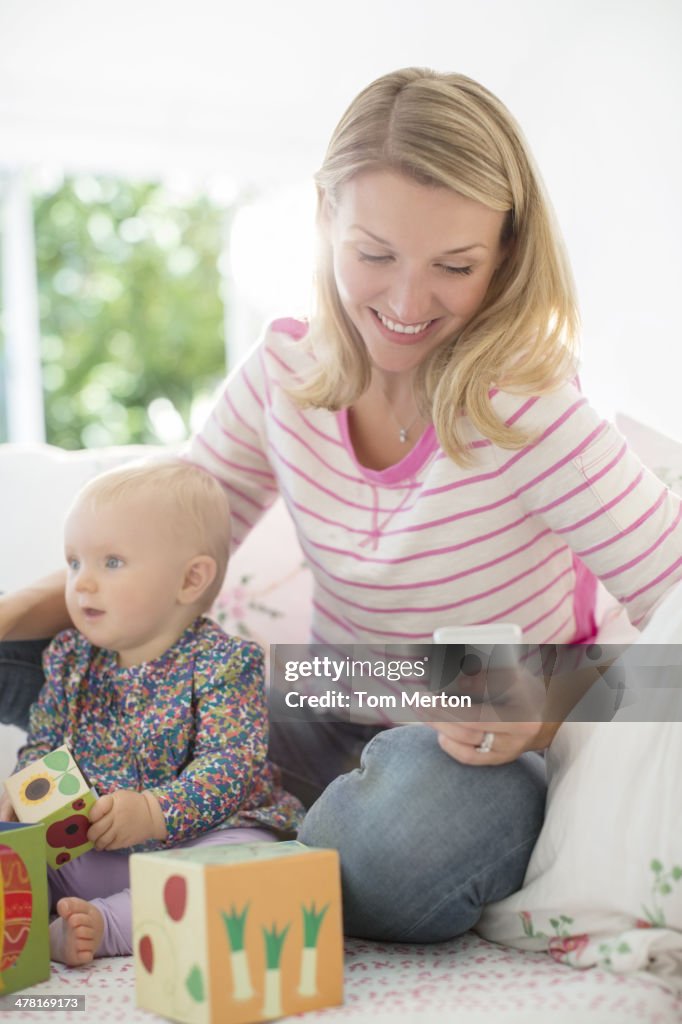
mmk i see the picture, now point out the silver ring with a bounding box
[475,731,495,754]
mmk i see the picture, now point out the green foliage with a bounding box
[34,175,228,449]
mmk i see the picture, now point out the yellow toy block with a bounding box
[131,841,343,1024]
[3,746,97,869]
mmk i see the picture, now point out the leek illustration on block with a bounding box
[131,840,343,1024]
[221,905,254,1000]
[261,923,289,1018]
[299,902,329,996]
[0,822,49,996]
[3,745,98,869]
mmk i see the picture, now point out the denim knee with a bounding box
[0,639,49,729]
[299,724,546,942]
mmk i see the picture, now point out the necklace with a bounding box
[382,391,421,443]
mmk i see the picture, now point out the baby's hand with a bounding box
[88,790,158,850]
[0,788,17,822]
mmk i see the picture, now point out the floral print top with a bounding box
[17,616,303,846]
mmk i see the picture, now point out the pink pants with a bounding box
[48,827,277,960]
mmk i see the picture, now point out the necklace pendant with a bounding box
[399,428,408,443]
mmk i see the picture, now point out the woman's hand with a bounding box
[427,718,560,766]
[426,663,557,765]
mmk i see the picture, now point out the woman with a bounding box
[2,68,681,943]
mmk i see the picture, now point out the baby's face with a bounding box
[64,495,193,666]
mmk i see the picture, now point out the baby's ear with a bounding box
[177,556,217,606]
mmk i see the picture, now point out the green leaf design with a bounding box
[185,965,205,1002]
[672,867,682,880]
[58,772,81,795]
[44,750,71,772]
[650,859,663,874]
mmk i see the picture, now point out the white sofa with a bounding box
[1,435,680,1024]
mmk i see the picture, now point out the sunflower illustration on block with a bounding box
[3,746,98,870]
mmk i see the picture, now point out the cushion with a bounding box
[477,579,682,991]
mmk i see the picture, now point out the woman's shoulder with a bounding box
[489,376,602,444]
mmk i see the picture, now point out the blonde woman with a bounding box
[2,68,681,943]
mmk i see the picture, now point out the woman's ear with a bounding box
[177,556,217,606]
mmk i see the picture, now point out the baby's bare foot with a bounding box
[49,897,104,965]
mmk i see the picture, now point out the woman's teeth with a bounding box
[376,311,431,334]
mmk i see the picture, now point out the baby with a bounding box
[0,459,302,965]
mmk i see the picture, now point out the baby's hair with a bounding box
[73,458,231,608]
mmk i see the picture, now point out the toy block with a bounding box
[131,840,343,1024]
[0,822,49,997]
[3,745,97,869]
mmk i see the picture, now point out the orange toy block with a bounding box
[131,841,343,1024]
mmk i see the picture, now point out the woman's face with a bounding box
[325,169,508,377]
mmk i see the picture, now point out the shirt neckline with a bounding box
[337,407,440,484]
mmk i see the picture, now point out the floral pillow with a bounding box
[477,580,682,990]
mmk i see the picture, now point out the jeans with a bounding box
[0,638,50,729]
[299,724,546,942]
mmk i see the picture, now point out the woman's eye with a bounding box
[441,264,474,276]
[105,557,124,569]
[358,252,392,264]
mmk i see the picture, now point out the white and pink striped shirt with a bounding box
[188,318,682,646]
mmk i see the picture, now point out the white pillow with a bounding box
[477,580,682,991]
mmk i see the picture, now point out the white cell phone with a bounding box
[432,623,522,671]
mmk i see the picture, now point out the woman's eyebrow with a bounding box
[349,226,488,253]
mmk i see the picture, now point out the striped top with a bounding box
[187,318,682,646]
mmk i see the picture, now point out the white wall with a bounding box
[0,0,680,437]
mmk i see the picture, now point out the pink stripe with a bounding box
[313,546,565,616]
[520,589,574,635]
[331,420,608,539]
[485,565,574,621]
[570,555,598,643]
[540,612,574,644]
[214,418,272,462]
[622,556,682,605]
[300,509,533,566]
[422,397,590,498]
[242,366,265,411]
[270,441,418,514]
[572,484,666,551]
[299,526,553,591]
[297,408,345,448]
[272,411,419,489]
[599,503,682,580]
[269,316,308,340]
[312,599,354,636]
[196,434,278,485]
[533,442,627,516]
[257,347,273,406]
[505,396,539,428]
[221,389,260,437]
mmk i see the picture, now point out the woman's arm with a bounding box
[0,570,71,641]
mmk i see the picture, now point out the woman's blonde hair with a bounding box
[74,458,231,608]
[293,67,579,462]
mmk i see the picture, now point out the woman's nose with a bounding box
[386,269,431,325]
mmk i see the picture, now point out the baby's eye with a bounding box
[105,556,124,569]
[67,557,80,570]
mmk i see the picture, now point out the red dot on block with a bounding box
[139,934,154,973]
[163,876,187,921]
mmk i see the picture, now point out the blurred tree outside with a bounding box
[33,174,229,449]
